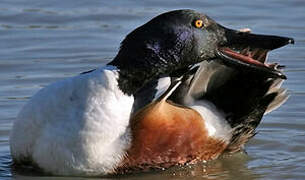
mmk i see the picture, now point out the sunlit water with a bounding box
[0,0,304,179]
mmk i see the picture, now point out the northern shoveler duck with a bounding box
[10,9,294,176]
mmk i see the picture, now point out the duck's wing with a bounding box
[171,60,288,124]
[169,61,237,105]
[132,66,199,113]
[169,60,288,152]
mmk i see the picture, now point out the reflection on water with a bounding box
[3,152,259,180]
[160,153,260,180]
[0,0,304,179]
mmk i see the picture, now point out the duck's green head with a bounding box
[109,9,293,94]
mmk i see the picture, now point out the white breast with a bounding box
[10,66,134,176]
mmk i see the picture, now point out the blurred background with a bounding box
[0,0,304,179]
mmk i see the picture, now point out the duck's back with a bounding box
[10,66,134,176]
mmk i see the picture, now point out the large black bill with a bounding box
[216,26,294,79]
[223,27,294,50]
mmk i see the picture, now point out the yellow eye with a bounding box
[194,19,203,28]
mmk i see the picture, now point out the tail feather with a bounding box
[265,79,289,114]
[225,93,277,153]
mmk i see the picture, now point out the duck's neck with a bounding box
[108,59,169,96]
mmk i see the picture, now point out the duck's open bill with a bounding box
[215,27,294,79]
